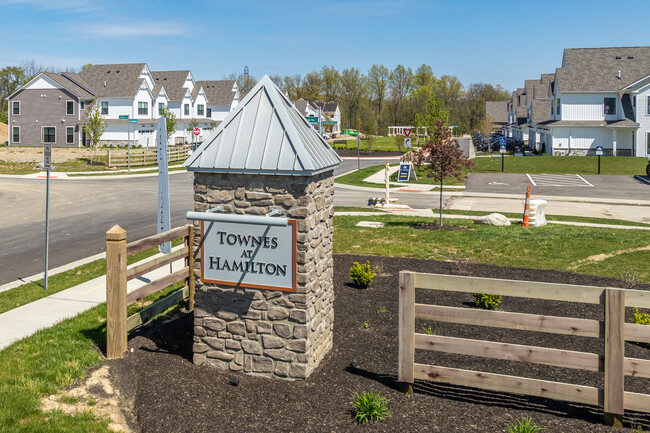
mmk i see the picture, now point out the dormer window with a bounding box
[604,98,616,115]
[556,99,561,116]
[184,104,189,116]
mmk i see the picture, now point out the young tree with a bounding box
[413,120,472,226]
[160,106,176,141]
[340,68,367,129]
[320,65,341,102]
[82,99,107,163]
[367,64,389,116]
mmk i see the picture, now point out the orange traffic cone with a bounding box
[522,185,531,227]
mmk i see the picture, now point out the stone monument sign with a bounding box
[184,76,341,379]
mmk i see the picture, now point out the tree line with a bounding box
[227,64,511,135]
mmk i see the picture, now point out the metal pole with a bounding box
[598,155,601,174]
[357,138,360,172]
[128,123,131,173]
[501,154,504,172]
[44,167,50,290]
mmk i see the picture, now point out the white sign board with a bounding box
[201,220,297,292]
[500,145,507,154]
[156,117,171,254]
[404,137,411,148]
[595,146,604,156]
[43,144,52,170]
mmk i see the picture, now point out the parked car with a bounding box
[483,137,524,152]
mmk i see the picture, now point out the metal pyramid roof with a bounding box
[184,75,341,176]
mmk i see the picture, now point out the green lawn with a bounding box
[334,215,650,283]
[330,136,420,153]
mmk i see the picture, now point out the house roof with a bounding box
[152,70,191,101]
[537,119,639,127]
[184,75,341,176]
[195,80,237,106]
[530,99,551,124]
[315,101,339,113]
[485,101,508,123]
[557,47,650,92]
[75,63,147,97]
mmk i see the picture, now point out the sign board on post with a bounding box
[500,145,506,154]
[119,115,129,120]
[404,137,411,148]
[193,127,201,136]
[200,220,297,292]
[129,119,138,124]
[322,121,337,125]
[155,117,171,254]
[596,146,604,156]
[43,144,52,170]
[403,128,412,137]
[306,116,319,124]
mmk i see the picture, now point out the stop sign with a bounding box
[193,128,200,136]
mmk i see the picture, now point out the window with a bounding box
[12,127,19,143]
[647,96,650,115]
[633,96,636,108]
[556,99,561,116]
[551,104,553,115]
[66,100,74,115]
[159,102,165,115]
[197,104,204,116]
[12,101,19,115]
[101,101,109,115]
[647,132,650,154]
[604,97,616,115]
[184,104,189,115]
[66,126,74,144]
[43,127,55,143]
[138,102,148,115]
[207,108,212,118]
[80,100,85,109]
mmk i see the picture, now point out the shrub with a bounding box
[506,417,544,433]
[349,261,375,289]
[351,391,390,424]
[473,293,502,310]
[422,326,435,335]
[632,308,650,326]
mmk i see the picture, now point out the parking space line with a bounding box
[526,173,537,186]
[575,175,593,187]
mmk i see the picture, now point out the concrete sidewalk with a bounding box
[0,246,186,351]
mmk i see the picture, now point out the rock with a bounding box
[474,213,511,226]
[241,340,262,355]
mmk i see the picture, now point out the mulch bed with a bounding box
[109,255,650,433]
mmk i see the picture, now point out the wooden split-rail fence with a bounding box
[398,271,650,427]
[105,224,195,359]
[106,146,190,168]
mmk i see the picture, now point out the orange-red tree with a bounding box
[413,119,473,225]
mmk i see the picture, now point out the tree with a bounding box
[413,120,472,225]
[414,64,435,88]
[320,66,341,102]
[339,68,367,129]
[367,64,389,116]
[301,71,322,101]
[80,63,93,72]
[0,66,27,122]
[21,59,45,80]
[82,99,107,163]
[160,106,176,141]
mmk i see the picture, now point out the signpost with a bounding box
[596,146,603,174]
[322,121,337,125]
[403,128,412,137]
[500,136,507,172]
[155,117,171,254]
[128,118,138,172]
[43,144,52,290]
[200,219,297,292]
[193,127,200,151]
[397,162,412,181]
[404,137,411,148]
[357,134,361,172]
[306,116,319,125]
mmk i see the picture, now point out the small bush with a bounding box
[632,308,650,326]
[362,321,371,330]
[349,261,375,289]
[473,293,502,310]
[422,326,435,335]
[506,417,544,433]
[351,391,390,424]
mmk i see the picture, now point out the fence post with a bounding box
[106,225,127,359]
[604,288,625,427]
[107,149,111,167]
[399,271,415,395]
[185,224,195,311]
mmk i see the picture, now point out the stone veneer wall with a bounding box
[191,171,334,379]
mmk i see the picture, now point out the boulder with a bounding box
[474,213,511,226]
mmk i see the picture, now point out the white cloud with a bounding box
[82,22,188,38]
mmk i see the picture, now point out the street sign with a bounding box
[356,135,361,143]
[404,137,411,148]
[119,115,129,120]
[129,119,138,124]
[322,121,337,125]
[397,162,412,181]
[404,128,412,137]
[500,145,506,154]
[500,136,506,146]
[193,127,201,136]
[43,144,52,170]
[306,116,319,124]
[595,146,604,156]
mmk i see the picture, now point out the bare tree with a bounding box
[82,99,107,163]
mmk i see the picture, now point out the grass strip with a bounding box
[0,239,184,315]
[333,215,650,283]
[67,166,187,177]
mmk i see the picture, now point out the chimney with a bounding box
[104,81,107,87]
[617,71,621,79]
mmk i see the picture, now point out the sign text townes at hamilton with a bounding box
[200,220,297,292]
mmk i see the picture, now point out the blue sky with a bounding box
[2,0,650,92]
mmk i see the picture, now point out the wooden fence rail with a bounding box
[106,224,194,359]
[398,271,650,428]
[106,146,190,168]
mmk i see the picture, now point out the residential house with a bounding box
[195,80,240,125]
[7,63,240,148]
[485,101,508,132]
[315,101,341,135]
